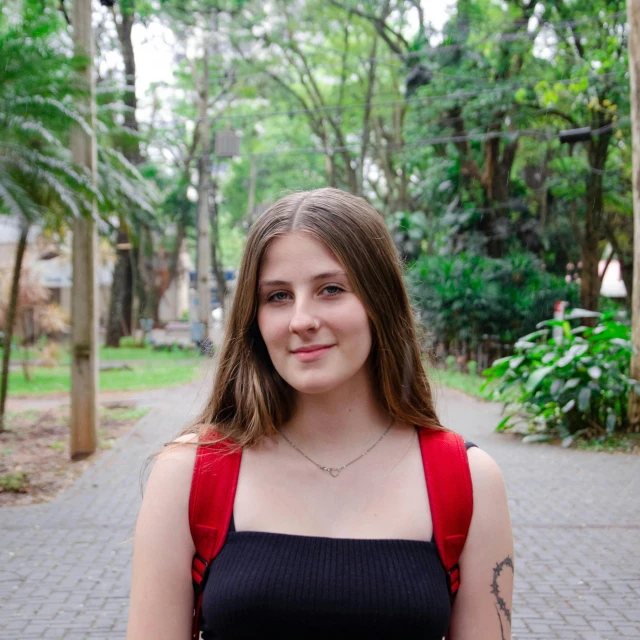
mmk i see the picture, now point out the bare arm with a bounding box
[448,447,515,640]
[126,440,197,640]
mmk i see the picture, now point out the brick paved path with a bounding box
[1,380,638,639]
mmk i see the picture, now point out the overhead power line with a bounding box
[179,117,627,160]
[153,71,625,127]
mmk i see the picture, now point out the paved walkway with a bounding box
[0,379,638,639]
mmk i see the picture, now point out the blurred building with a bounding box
[0,216,194,332]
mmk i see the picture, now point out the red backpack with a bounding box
[189,428,473,640]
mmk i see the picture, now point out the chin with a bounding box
[285,372,349,396]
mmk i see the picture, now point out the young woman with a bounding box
[127,187,514,640]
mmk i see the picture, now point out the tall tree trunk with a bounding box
[106,0,141,345]
[106,229,130,346]
[580,176,603,312]
[0,223,29,432]
[580,130,611,313]
[137,224,160,324]
[210,184,227,313]
[621,259,633,311]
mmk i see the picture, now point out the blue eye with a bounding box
[266,291,290,303]
[323,285,343,296]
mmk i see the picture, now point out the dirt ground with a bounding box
[0,403,148,507]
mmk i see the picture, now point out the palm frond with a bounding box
[0,167,43,221]
[13,96,92,137]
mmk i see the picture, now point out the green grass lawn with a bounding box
[2,343,200,364]
[7,361,203,395]
[427,368,487,399]
[99,345,200,361]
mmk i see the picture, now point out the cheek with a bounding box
[337,302,372,348]
[257,307,286,348]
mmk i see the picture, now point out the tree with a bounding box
[0,5,94,430]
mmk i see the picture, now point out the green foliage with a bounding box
[0,7,94,222]
[0,471,27,492]
[151,342,199,355]
[408,252,579,349]
[428,368,486,399]
[575,433,640,454]
[118,336,146,349]
[482,310,640,442]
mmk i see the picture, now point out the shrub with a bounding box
[120,336,146,349]
[407,252,579,351]
[0,472,28,493]
[482,310,640,443]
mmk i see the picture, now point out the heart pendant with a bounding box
[328,468,342,478]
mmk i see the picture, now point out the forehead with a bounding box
[259,233,343,277]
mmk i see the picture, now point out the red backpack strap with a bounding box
[418,428,473,603]
[189,432,242,640]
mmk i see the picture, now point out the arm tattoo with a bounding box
[490,556,514,640]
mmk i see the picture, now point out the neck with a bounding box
[280,368,391,459]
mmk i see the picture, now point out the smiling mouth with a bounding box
[291,345,335,361]
[292,344,334,354]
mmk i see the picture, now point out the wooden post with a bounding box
[196,51,212,335]
[628,0,640,431]
[70,0,99,458]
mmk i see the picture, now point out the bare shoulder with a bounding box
[139,431,202,520]
[464,446,511,546]
[466,446,506,492]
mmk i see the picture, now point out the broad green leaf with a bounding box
[577,387,591,411]
[518,329,549,342]
[563,378,581,391]
[562,399,576,413]
[587,366,602,379]
[565,309,602,320]
[561,435,574,448]
[495,415,513,432]
[550,379,563,396]
[525,366,555,392]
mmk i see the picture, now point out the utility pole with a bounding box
[629,0,640,431]
[70,0,99,458]
[195,42,212,342]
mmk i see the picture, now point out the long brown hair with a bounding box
[186,187,442,448]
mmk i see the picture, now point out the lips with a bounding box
[292,344,334,353]
[291,344,335,362]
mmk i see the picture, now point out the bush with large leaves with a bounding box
[482,310,640,442]
[407,252,579,352]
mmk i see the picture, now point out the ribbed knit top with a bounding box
[200,515,451,639]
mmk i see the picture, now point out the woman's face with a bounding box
[257,232,372,395]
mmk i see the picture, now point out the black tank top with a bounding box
[200,442,476,639]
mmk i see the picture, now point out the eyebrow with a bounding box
[258,270,348,289]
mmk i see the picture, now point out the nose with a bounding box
[288,297,319,334]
